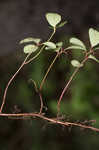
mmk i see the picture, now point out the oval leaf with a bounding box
[56,42,63,47]
[88,55,99,63]
[46,13,61,27]
[66,45,86,51]
[70,38,86,50]
[89,28,99,47]
[24,44,38,54]
[71,60,83,67]
[20,38,41,44]
[43,41,56,49]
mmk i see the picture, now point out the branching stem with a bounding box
[40,52,60,91]
[0,29,56,113]
[57,55,89,113]
[0,112,99,132]
[25,28,56,65]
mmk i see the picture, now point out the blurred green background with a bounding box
[0,0,99,150]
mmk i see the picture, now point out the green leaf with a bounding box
[46,13,61,27]
[56,42,63,47]
[71,60,83,67]
[56,21,67,28]
[93,44,99,50]
[30,38,41,44]
[70,38,86,50]
[43,41,56,49]
[66,45,86,51]
[20,38,41,44]
[24,44,38,54]
[55,47,61,52]
[89,28,99,47]
[88,55,99,63]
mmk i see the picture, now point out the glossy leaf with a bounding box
[20,38,41,44]
[70,38,86,50]
[71,60,83,67]
[89,28,99,47]
[43,41,56,49]
[24,44,38,54]
[56,42,63,47]
[88,55,99,63]
[46,13,61,27]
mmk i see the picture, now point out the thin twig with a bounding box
[0,29,56,113]
[57,56,89,113]
[25,28,56,65]
[0,112,99,132]
[0,53,31,113]
[40,52,60,91]
[38,92,44,114]
[25,45,45,64]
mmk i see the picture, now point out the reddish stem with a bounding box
[0,53,31,113]
[57,56,89,113]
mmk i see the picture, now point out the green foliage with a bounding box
[71,60,83,67]
[10,13,99,120]
[88,55,99,63]
[56,21,67,28]
[23,44,38,54]
[45,13,61,27]
[56,41,63,47]
[1,12,99,150]
[20,37,41,44]
[69,37,86,51]
[89,28,99,47]
[1,12,99,137]
[43,41,56,49]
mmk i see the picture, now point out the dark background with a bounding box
[0,0,99,150]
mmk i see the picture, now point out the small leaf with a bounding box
[20,38,41,44]
[56,21,67,28]
[71,60,83,67]
[24,44,38,54]
[30,38,41,44]
[70,38,86,50]
[56,42,63,47]
[93,44,99,50]
[43,41,56,49]
[89,28,99,47]
[88,55,99,63]
[55,47,61,52]
[66,45,86,51]
[46,13,61,27]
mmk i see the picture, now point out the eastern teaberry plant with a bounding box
[0,13,99,132]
